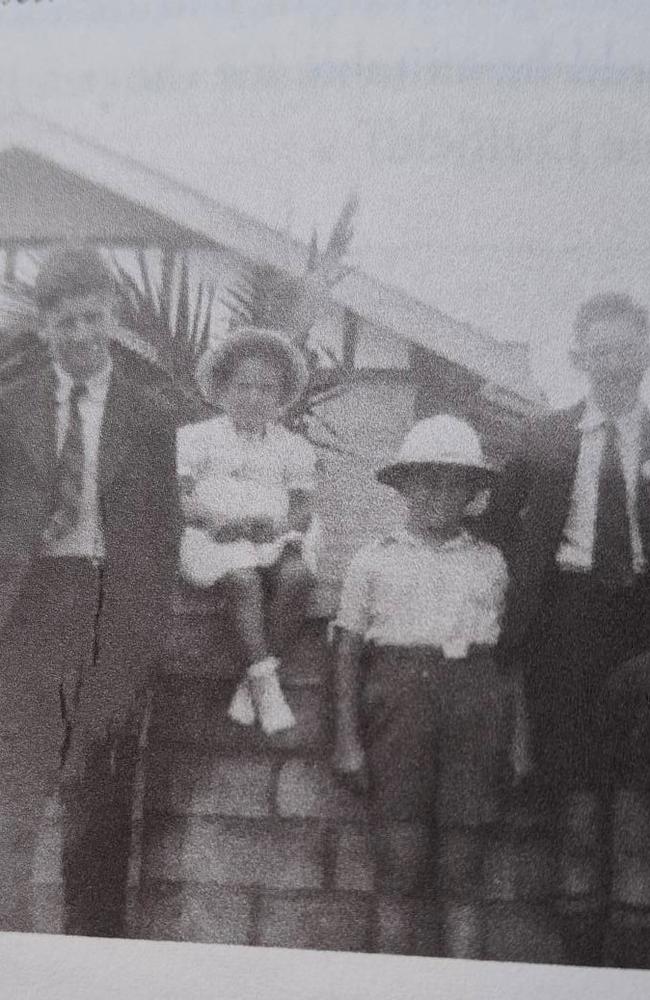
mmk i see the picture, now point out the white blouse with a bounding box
[178,415,315,496]
[176,415,319,584]
[336,529,508,658]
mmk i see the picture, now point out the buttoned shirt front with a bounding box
[335,529,508,658]
[42,361,112,560]
[556,398,647,574]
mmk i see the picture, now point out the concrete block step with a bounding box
[149,678,330,755]
[141,816,327,891]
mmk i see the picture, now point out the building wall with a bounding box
[312,373,414,612]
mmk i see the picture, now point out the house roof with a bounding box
[0,112,543,404]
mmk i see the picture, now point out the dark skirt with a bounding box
[361,644,511,827]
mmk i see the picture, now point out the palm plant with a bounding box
[0,193,361,449]
[215,192,361,453]
[110,249,217,416]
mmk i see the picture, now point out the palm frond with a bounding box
[110,257,141,296]
[220,286,254,325]
[291,411,367,460]
[136,249,157,311]
[306,229,319,272]
[109,245,359,456]
[319,344,349,379]
[175,254,191,346]
[302,383,352,408]
[318,191,359,278]
[191,281,206,345]
[0,279,40,337]
[198,298,214,355]
[159,249,175,328]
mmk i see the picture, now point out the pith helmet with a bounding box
[195,326,309,410]
[376,414,496,490]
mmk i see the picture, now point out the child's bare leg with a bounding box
[267,553,315,659]
[222,568,268,665]
[222,567,295,734]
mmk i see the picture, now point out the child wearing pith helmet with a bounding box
[333,414,512,959]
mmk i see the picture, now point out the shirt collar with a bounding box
[54,359,113,405]
[225,414,276,440]
[579,396,646,433]
[397,528,472,551]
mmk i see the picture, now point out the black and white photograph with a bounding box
[1,2,650,996]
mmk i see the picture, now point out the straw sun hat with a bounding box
[195,326,309,410]
[376,415,497,492]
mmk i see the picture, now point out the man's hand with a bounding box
[239,516,278,544]
[195,516,278,544]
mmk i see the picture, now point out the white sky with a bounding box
[1,1,650,405]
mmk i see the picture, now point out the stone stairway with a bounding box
[30,585,650,966]
[138,588,373,951]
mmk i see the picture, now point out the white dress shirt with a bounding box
[556,397,646,574]
[336,529,508,657]
[42,361,112,560]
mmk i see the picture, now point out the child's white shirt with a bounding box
[335,529,508,658]
[177,415,318,585]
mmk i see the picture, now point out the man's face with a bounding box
[222,357,285,432]
[573,315,650,392]
[42,291,114,379]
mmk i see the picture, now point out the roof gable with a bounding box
[0,148,212,247]
[0,113,543,404]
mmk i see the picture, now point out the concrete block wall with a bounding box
[139,592,377,951]
[31,585,650,967]
[135,588,650,966]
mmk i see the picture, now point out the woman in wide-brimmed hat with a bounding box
[177,327,317,737]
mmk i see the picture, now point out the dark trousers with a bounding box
[525,570,650,795]
[0,557,141,936]
[61,726,140,937]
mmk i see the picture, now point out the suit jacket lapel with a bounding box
[98,373,135,491]
[4,362,58,480]
[636,408,650,561]
[98,366,153,492]
[639,407,650,464]
[536,402,584,546]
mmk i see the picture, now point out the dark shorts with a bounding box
[361,644,510,827]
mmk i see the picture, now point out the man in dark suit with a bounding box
[490,292,650,964]
[0,248,181,937]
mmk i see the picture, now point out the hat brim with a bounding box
[376,460,498,492]
[195,327,309,410]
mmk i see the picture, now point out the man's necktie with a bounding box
[45,381,87,542]
[592,421,635,590]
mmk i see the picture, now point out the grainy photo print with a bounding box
[1,1,650,993]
